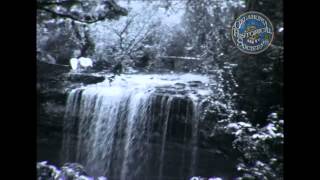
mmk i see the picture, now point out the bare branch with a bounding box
[37,0,128,24]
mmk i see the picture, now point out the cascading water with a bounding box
[190,100,200,178]
[61,73,213,180]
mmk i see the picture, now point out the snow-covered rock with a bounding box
[70,58,79,70]
[37,162,107,180]
[70,57,93,71]
[79,57,93,68]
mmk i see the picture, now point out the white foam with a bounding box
[85,73,212,97]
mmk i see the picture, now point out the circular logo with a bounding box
[232,11,274,54]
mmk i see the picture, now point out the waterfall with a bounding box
[158,96,173,180]
[61,74,212,179]
[190,99,200,177]
[119,90,154,180]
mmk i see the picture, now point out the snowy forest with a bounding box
[37,0,283,180]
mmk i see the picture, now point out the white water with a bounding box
[62,73,213,179]
[158,96,173,180]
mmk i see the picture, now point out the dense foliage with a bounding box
[37,0,127,65]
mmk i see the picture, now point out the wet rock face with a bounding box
[37,83,68,162]
[38,105,67,160]
[141,95,238,180]
[37,61,105,164]
[149,95,193,144]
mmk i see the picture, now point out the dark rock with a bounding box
[93,60,112,71]
[37,162,55,180]
[68,73,105,85]
[61,163,88,178]
[174,82,186,89]
[187,80,203,87]
[112,62,123,75]
[37,61,70,77]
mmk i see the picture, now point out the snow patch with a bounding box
[69,57,93,71]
